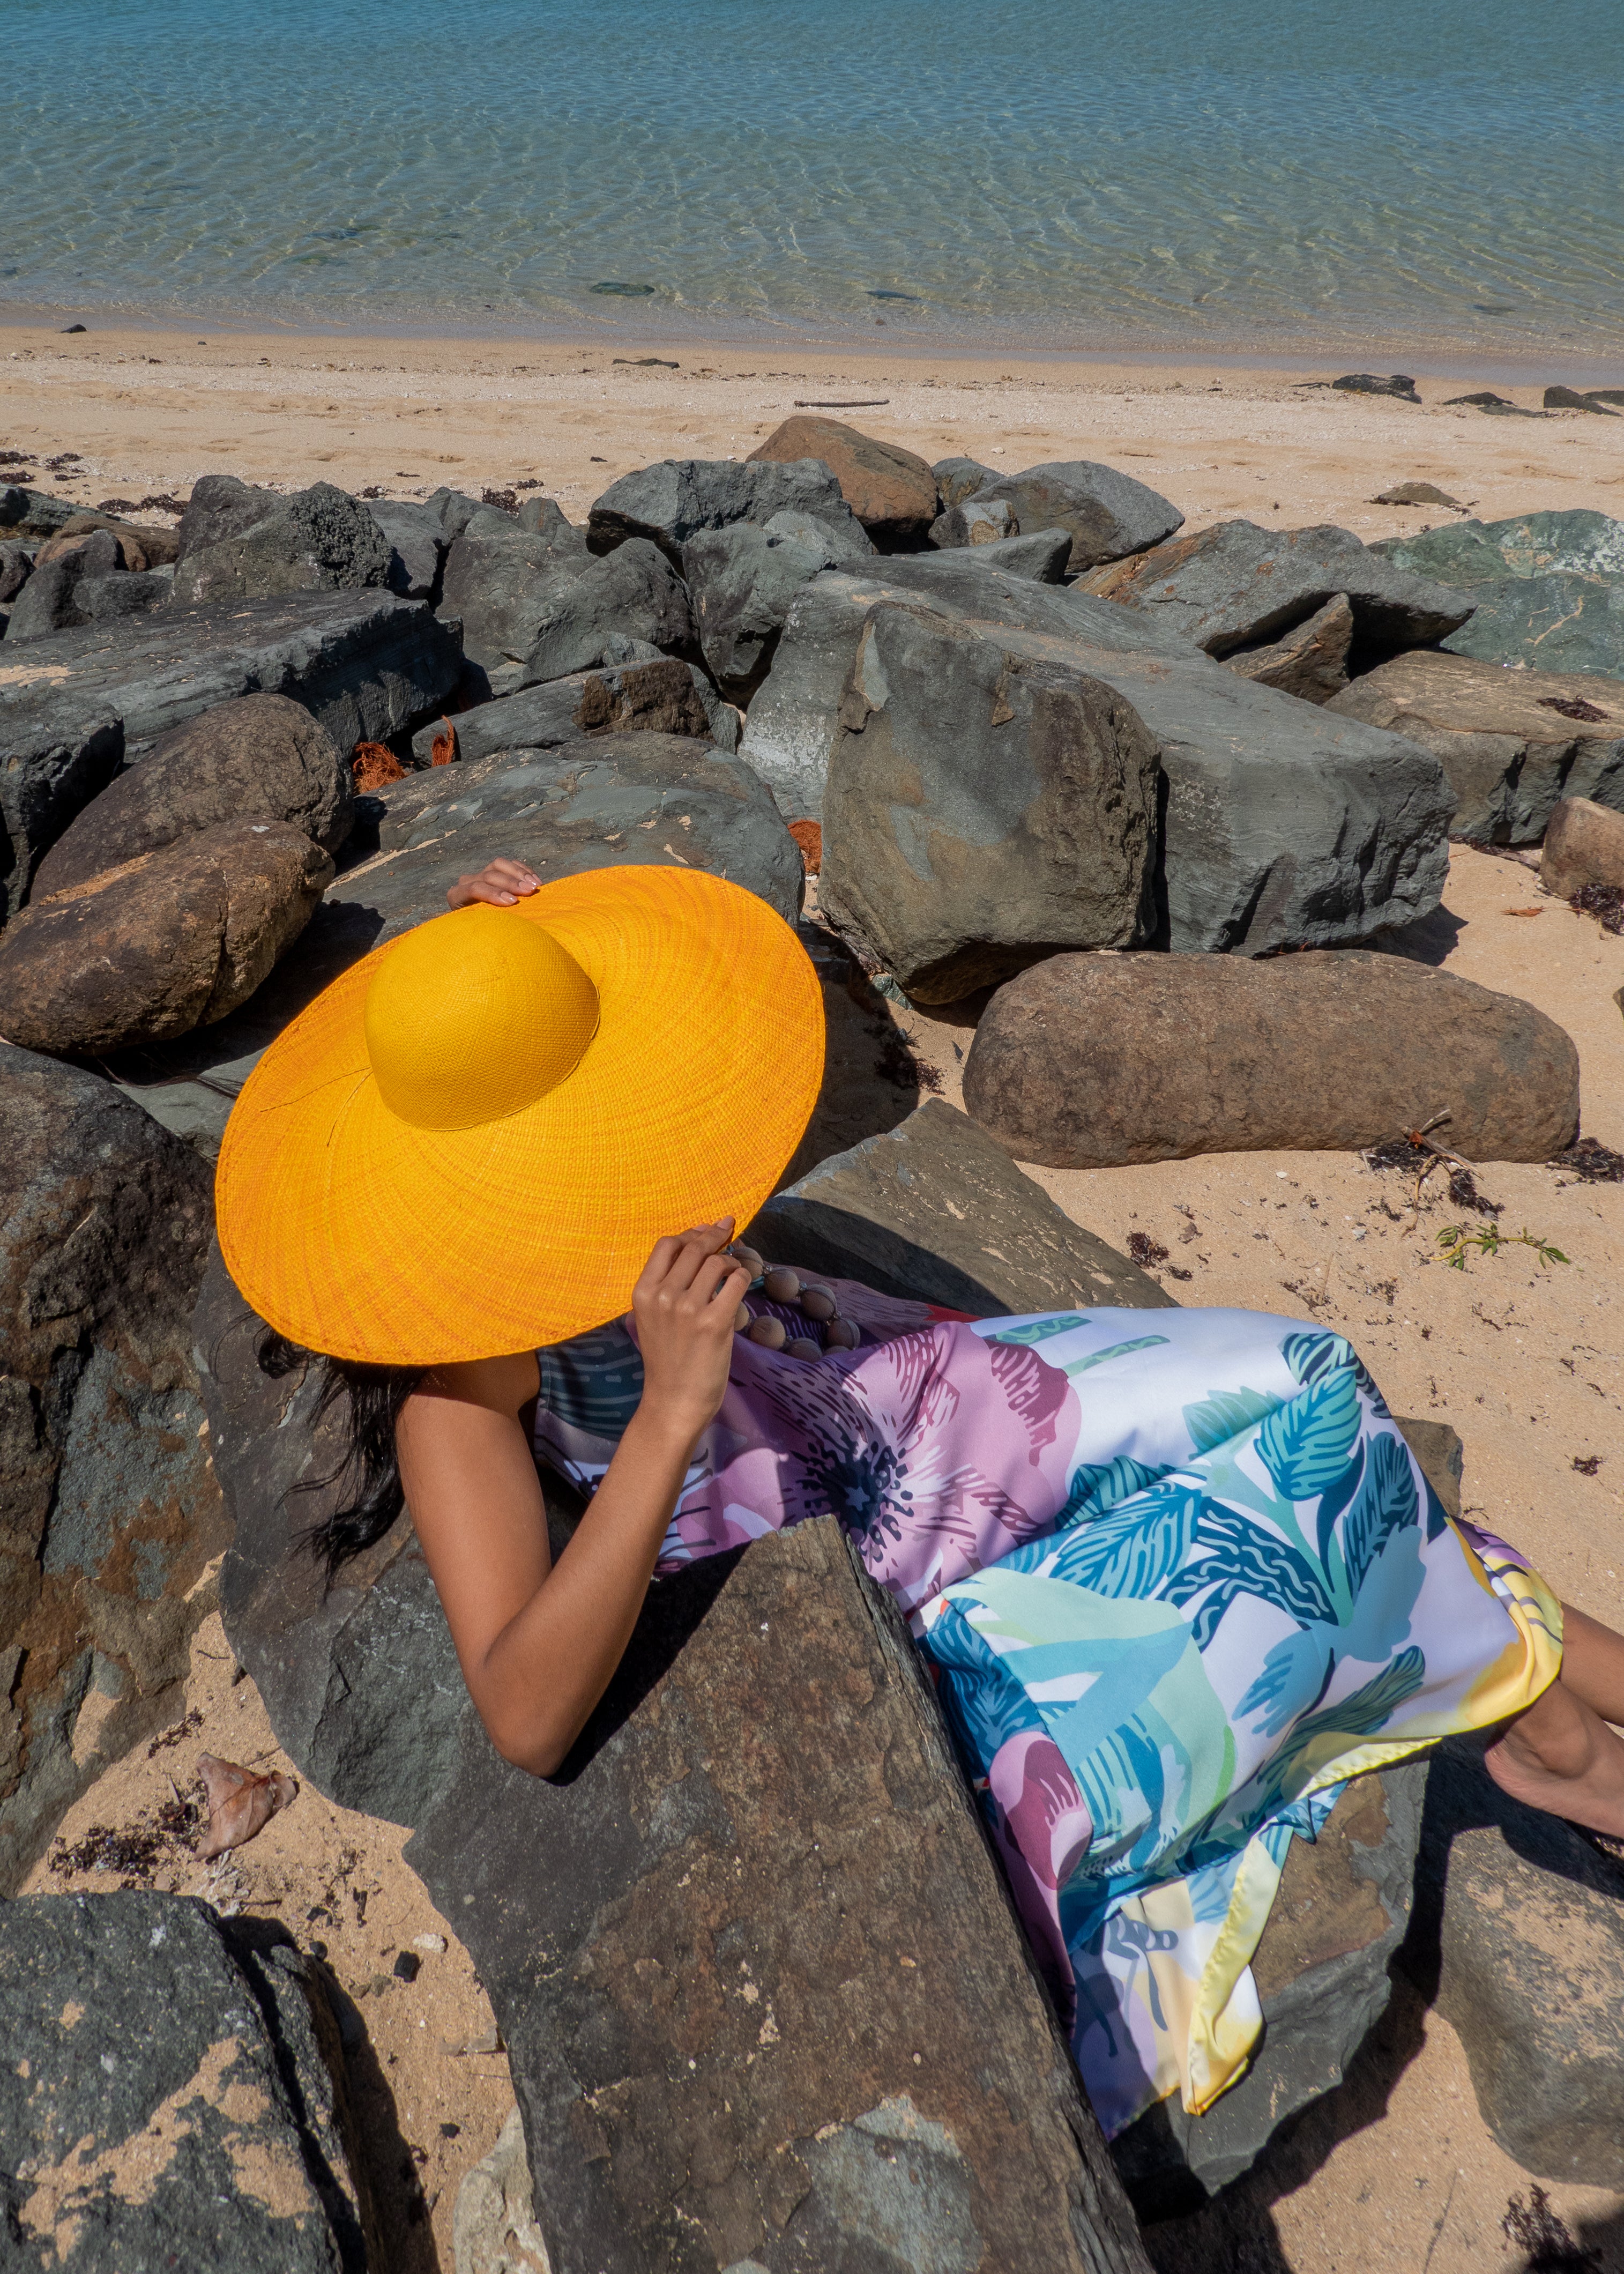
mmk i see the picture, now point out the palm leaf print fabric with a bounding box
[534,1294,1560,2137]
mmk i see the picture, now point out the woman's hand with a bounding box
[446,857,541,910]
[631,1220,750,1446]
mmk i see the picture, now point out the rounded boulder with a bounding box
[32,691,354,900]
[963,948,1580,1166]
[748,415,938,544]
[0,818,332,1057]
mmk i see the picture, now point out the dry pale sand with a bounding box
[23,1608,518,2272]
[3,319,1623,539]
[11,319,1624,2272]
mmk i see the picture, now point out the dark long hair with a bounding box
[256,1327,423,1578]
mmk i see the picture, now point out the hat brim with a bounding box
[215,865,824,1365]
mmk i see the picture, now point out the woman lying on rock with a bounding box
[217,857,1624,2143]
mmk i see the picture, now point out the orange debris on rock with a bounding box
[788,819,823,875]
[352,741,407,790]
[430,719,458,767]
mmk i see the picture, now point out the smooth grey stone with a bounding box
[821,600,1160,999]
[681,522,832,689]
[1113,1764,1429,2216]
[967,458,1184,573]
[1442,571,1624,679]
[929,494,1016,547]
[77,562,176,620]
[741,568,1454,954]
[0,1891,374,2266]
[438,529,572,665]
[1080,518,1474,658]
[0,538,33,602]
[173,477,392,607]
[1224,590,1353,703]
[366,496,446,598]
[423,484,492,540]
[1327,649,1624,842]
[408,656,729,768]
[587,454,850,561]
[747,1096,1173,1315]
[4,527,122,641]
[175,470,278,555]
[521,538,693,681]
[760,502,875,562]
[0,588,463,787]
[0,1049,225,1890]
[0,484,90,539]
[1403,1737,1624,2190]
[932,455,1001,509]
[0,703,123,919]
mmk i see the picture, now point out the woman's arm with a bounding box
[398,1221,749,1775]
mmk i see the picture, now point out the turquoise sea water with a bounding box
[4,0,1622,359]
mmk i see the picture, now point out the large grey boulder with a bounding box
[33,691,354,900]
[408,656,731,770]
[0,1892,375,2269]
[1402,1737,1624,2189]
[523,538,694,681]
[199,1231,1151,2274]
[746,1097,1174,1314]
[962,948,1581,1167]
[1,485,87,541]
[1326,649,1624,842]
[0,539,32,602]
[739,559,1195,824]
[0,1049,228,1891]
[741,569,1455,953]
[587,455,851,561]
[0,704,123,921]
[934,455,1001,508]
[0,585,463,791]
[1079,518,1474,659]
[682,519,850,690]
[4,527,124,642]
[438,528,572,665]
[966,459,1184,573]
[1374,507,1624,588]
[366,495,447,599]
[1224,591,1354,704]
[78,562,176,621]
[173,478,392,607]
[930,493,1017,547]
[1112,1762,1429,2216]
[1441,573,1624,680]
[113,735,802,1153]
[0,818,333,1058]
[821,601,1160,999]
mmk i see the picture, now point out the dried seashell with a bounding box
[196,1753,297,1860]
[785,1337,821,1362]
[799,1287,837,1322]
[734,1302,751,1332]
[763,1266,801,1303]
[825,1318,861,1350]
[747,1314,786,1350]
[730,1243,764,1280]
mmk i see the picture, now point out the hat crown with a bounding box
[364,906,599,1132]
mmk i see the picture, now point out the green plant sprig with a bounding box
[1435,1223,1569,1272]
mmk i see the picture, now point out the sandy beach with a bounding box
[4,319,1622,543]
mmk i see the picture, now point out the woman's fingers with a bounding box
[634,1222,737,1305]
[445,858,543,910]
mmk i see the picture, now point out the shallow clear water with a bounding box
[5,0,1623,357]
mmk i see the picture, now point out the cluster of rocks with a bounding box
[5,415,1624,2266]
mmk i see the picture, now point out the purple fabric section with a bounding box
[984,1730,1094,2028]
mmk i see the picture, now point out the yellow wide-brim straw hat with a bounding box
[215,865,824,1365]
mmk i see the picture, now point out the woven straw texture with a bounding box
[215,866,824,1364]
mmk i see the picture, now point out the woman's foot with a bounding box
[1484,1678,1624,1843]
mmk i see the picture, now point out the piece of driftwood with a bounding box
[404,1515,1153,2274]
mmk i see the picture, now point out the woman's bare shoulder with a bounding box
[408,1351,542,1418]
